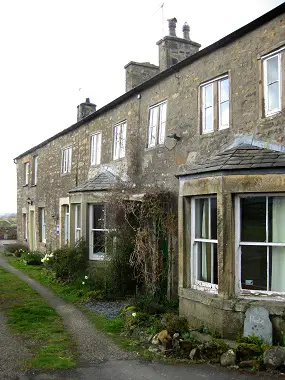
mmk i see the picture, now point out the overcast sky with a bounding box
[0,0,283,213]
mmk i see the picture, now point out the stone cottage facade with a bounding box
[15,4,285,341]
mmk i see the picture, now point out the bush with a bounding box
[160,313,189,335]
[21,251,44,265]
[49,239,88,282]
[6,244,28,256]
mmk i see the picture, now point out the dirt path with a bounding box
[0,257,133,366]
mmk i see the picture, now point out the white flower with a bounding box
[82,281,85,285]
[84,276,88,280]
[132,312,137,317]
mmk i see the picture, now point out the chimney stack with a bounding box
[77,98,96,121]
[182,22,190,40]
[168,18,177,37]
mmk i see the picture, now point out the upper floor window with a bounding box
[148,101,167,147]
[90,132,102,166]
[61,147,72,174]
[263,47,284,116]
[201,75,229,134]
[113,121,126,160]
[24,162,29,185]
[32,156,38,185]
[191,196,218,291]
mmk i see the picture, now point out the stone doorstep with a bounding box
[190,331,238,349]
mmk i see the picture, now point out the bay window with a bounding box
[89,204,109,260]
[191,196,218,290]
[74,204,81,241]
[236,195,285,293]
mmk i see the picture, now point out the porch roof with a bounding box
[177,144,285,177]
[69,170,118,193]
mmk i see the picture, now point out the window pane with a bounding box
[269,196,285,243]
[220,101,229,128]
[204,84,213,108]
[149,107,158,146]
[195,198,209,239]
[196,242,217,284]
[268,82,280,111]
[76,205,81,228]
[210,198,217,240]
[205,107,213,131]
[241,246,267,291]
[241,197,266,242]
[267,55,279,84]
[219,78,229,102]
[93,205,104,229]
[92,231,105,255]
[271,246,285,292]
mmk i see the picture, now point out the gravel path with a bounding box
[0,312,31,379]
[85,301,126,319]
[0,257,134,366]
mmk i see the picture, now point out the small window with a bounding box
[113,121,126,160]
[263,51,282,116]
[90,132,102,166]
[74,204,81,242]
[39,208,46,243]
[201,76,229,133]
[236,195,285,293]
[24,162,29,185]
[61,147,72,174]
[148,101,167,147]
[32,156,38,185]
[191,196,218,291]
[89,204,109,260]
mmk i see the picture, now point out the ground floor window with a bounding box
[64,205,69,244]
[23,213,27,240]
[39,208,46,243]
[236,194,285,293]
[74,204,81,242]
[191,196,218,290]
[89,204,108,260]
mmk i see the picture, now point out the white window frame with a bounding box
[113,121,126,160]
[89,204,109,260]
[201,74,229,134]
[24,162,29,185]
[148,100,167,147]
[263,51,282,116]
[191,196,218,292]
[74,204,81,242]
[40,208,46,243]
[33,156,38,185]
[23,213,27,240]
[218,77,230,130]
[90,132,102,166]
[235,193,285,296]
[61,147,72,174]
[64,205,69,244]
[202,83,214,133]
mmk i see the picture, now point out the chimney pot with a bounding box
[86,98,90,103]
[183,22,190,40]
[167,17,177,37]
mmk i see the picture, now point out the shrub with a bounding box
[6,244,28,256]
[50,239,88,282]
[21,251,44,265]
[160,313,189,335]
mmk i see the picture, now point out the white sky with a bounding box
[0,0,283,213]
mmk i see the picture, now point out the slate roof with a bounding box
[69,170,118,193]
[177,145,285,177]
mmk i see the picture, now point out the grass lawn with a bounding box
[0,266,77,370]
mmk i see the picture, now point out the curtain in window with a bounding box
[272,197,285,291]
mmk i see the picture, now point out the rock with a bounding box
[151,334,159,345]
[220,349,236,367]
[157,330,172,349]
[264,346,285,370]
[148,346,159,354]
[189,347,200,360]
[244,307,272,345]
[239,360,257,368]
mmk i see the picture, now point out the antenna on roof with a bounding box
[152,3,165,37]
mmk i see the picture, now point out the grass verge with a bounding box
[0,265,76,369]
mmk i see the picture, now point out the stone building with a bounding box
[15,4,285,341]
